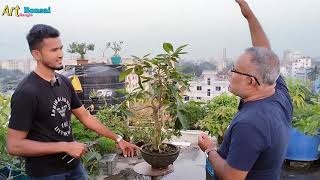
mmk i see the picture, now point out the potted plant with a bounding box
[106,41,123,65]
[286,79,320,161]
[89,89,100,102]
[119,43,191,169]
[68,42,95,65]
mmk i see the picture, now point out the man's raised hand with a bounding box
[235,0,253,19]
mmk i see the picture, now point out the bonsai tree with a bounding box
[106,41,123,56]
[68,42,95,59]
[120,43,191,152]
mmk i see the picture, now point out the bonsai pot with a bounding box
[111,55,122,65]
[76,59,89,65]
[140,143,180,169]
[90,97,99,102]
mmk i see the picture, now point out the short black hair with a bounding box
[26,24,60,52]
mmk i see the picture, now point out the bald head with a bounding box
[244,47,280,85]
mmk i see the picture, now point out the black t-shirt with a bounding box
[8,72,82,177]
[217,76,293,180]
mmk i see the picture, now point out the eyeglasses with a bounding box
[230,66,261,86]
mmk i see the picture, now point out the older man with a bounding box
[198,1,293,180]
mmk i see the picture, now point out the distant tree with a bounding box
[178,61,216,77]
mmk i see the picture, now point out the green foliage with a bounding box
[68,42,95,59]
[81,147,102,177]
[119,43,192,151]
[96,137,116,154]
[89,89,99,98]
[0,95,25,174]
[131,120,177,146]
[71,115,116,177]
[292,104,320,136]
[0,94,11,158]
[287,78,320,136]
[199,94,238,143]
[177,61,216,77]
[182,100,207,129]
[96,106,132,141]
[106,41,123,55]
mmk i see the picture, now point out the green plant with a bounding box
[0,95,25,175]
[96,137,116,154]
[96,106,132,141]
[286,78,314,109]
[130,119,176,146]
[106,41,123,55]
[287,78,320,136]
[68,42,95,59]
[199,94,238,144]
[71,115,117,178]
[292,104,320,136]
[81,147,101,178]
[89,89,99,99]
[183,100,207,129]
[119,43,191,152]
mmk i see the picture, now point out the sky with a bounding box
[0,0,319,61]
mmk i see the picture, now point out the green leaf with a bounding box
[115,89,127,94]
[119,68,133,81]
[177,109,189,130]
[143,53,151,58]
[151,59,159,65]
[134,65,144,76]
[163,43,173,53]
[131,55,140,59]
[138,76,144,90]
[143,61,152,68]
[176,44,188,52]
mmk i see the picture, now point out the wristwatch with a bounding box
[205,147,217,158]
[116,135,123,143]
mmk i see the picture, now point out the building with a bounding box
[281,50,313,78]
[216,48,228,71]
[184,70,230,102]
[0,59,36,74]
[291,56,312,78]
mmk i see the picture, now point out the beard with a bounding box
[42,59,64,71]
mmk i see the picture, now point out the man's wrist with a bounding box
[115,135,123,143]
[205,146,217,158]
[58,142,69,153]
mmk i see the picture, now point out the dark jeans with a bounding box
[30,163,88,180]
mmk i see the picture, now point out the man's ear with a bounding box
[31,49,42,62]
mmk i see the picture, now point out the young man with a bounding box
[6,24,138,179]
[198,1,293,180]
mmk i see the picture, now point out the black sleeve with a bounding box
[8,89,36,131]
[70,85,82,110]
